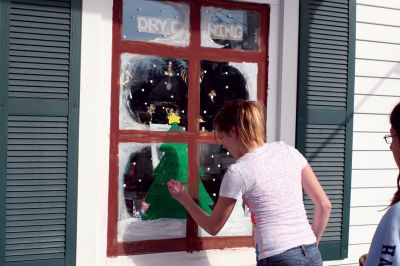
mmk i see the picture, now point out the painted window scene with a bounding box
[199,60,258,131]
[118,141,252,241]
[120,54,258,132]
[118,140,192,242]
[120,53,188,131]
[198,144,252,237]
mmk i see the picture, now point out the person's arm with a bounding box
[301,163,331,244]
[167,178,236,235]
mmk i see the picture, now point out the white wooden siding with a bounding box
[351,187,396,206]
[354,95,400,114]
[356,41,400,61]
[329,2,400,265]
[355,77,400,96]
[357,4,400,26]
[357,23,400,44]
[353,113,391,132]
[350,206,386,225]
[356,60,400,79]
[349,225,378,244]
[352,169,398,187]
[353,132,391,150]
[352,150,397,169]
[357,0,400,9]
[326,244,370,266]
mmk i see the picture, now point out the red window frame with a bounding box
[107,0,270,256]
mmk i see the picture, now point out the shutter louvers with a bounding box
[6,116,68,263]
[1,0,80,265]
[8,0,71,100]
[297,0,355,261]
[303,124,345,243]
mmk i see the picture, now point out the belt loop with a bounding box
[301,245,307,256]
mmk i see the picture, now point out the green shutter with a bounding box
[297,0,355,261]
[0,0,81,265]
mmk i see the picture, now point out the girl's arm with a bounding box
[167,178,236,235]
[301,164,332,244]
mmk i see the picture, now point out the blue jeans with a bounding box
[256,243,323,266]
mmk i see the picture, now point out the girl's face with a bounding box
[215,130,242,159]
[390,126,400,169]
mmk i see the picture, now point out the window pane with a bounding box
[123,0,190,47]
[198,144,252,236]
[119,141,190,242]
[201,6,260,51]
[199,60,258,131]
[120,53,188,131]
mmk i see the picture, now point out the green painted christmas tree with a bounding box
[141,115,213,220]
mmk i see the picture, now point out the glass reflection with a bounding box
[123,0,190,46]
[120,53,188,131]
[201,6,260,51]
[119,139,216,242]
[199,144,234,206]
[199,60,258,131]
[119,141,188,241]
[198,144,252,236]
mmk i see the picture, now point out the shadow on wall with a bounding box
[353,63,400,115]
[127,251,214,266]
[307,63,400,160]
[304,2,400,159]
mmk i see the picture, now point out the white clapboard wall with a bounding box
[325,0,400,265]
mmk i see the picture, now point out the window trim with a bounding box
[107,0,270,256]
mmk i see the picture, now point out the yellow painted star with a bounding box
[168,113,181,125]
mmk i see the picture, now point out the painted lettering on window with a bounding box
[207,23,243,41]
[137,16,181,35]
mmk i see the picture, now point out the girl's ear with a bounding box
[230,127,238,137]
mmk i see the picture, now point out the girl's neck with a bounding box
[236,141,265,159]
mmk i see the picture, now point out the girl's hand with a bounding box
[359,254,367,266]
[167,178,236,236]
[167,179,189,203]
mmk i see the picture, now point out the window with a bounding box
[107,0,269,256]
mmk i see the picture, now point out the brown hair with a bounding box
[213,100,266,149]
[390,102,400,206]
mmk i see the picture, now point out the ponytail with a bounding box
[390,173,400,206]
